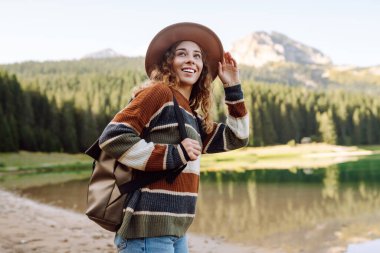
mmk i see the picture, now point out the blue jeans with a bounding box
[114,234,189,253]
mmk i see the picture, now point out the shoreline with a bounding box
[1,143,379,173]
[0,189,257,253]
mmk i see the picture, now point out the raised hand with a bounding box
[218,52,241,88]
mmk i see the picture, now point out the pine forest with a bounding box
[1,58,380,152]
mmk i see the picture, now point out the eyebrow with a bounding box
[175,48,202,54]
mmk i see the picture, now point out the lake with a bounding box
[1,155,380,253]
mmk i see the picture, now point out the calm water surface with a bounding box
[1,155,380,253]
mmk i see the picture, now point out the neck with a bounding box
[176,85,192,101]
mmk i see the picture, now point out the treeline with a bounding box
[2,58,147,115]
[2,58,380,153]
[4,58,380,99]
[244,82,380,146]
[0,70,108,152]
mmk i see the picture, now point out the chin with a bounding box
[179,79,198,87]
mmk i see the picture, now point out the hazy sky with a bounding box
[1,0,379,66]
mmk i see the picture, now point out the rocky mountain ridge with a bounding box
[82,48,125,59]
[230,31,332,67]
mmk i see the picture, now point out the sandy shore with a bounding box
[0,189,257,253]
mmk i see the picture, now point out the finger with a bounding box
[228,57,234,66]
[185,147,195,157]
[224,53,230,64]
[183,138,195,145]
[192,144,202,152]
[193,149,201,156]
[226,52,232,62]
[231,57,237,68]
[182,142,194,151]
[190,139,201,145]
[189,139,199,144]
[218,61,223,71]
[193,149,201,157]
[189,141,201,150]
[225,52,231,63]
[184,139,201,151]
[189,152,198,161]
[227,53,237,66]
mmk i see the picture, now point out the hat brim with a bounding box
[145,22,224,81]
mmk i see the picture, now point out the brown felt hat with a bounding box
[145,22,224,81]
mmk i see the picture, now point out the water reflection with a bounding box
[190,156,380,251]
[1,155,380,252]
[322,165,339,199]
[20,179,89,212]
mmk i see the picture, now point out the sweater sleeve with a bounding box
[98,83,187,171]
[201,84,249,154]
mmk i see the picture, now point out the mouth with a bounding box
[181,67,196,74]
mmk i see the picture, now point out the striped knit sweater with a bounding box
[99,82,249,239]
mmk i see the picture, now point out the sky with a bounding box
[1,0,379,67]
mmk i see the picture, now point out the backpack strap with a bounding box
[173,94,188,140]
[164,94,188,183]
[85,139,101,161]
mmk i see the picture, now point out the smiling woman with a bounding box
[93,22,250,253]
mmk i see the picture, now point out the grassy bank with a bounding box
[0,151,92,172]
[1,143,379,173]
[202,143,379,170]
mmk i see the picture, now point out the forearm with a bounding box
[203,84,249,153]
[99,123,187,171]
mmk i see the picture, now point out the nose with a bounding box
[185,55,195,64]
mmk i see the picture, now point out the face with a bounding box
[172,41,203,87]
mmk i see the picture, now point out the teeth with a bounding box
[183,68,195,73]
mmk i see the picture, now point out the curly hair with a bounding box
[137,41,214,134]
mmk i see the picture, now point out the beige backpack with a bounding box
[84,95,187,232]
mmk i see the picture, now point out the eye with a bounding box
[194,53,202,59]
[176,51,186,57]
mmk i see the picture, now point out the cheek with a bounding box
[198,63,204,77]
[197,61,204,71]
[172,59,182,74]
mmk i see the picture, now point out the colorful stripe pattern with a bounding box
[99,82,248,239]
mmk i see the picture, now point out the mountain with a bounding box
[81,48,125,59]
[230,31,332,67]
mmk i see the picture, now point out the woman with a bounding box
[99,22,249,253]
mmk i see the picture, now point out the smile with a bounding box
[182,68,196,73]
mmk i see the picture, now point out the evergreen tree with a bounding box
[261,102,277,145]
[252,103,264,146]
[59,101,79,153]
[0,109,17,151]
[352,108,361,144]
[317,111,337,144]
